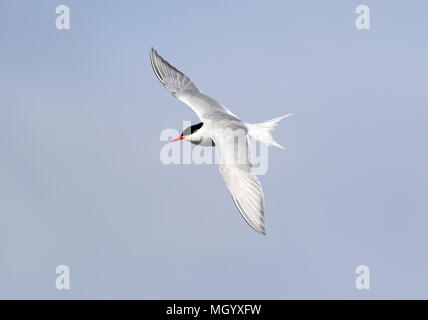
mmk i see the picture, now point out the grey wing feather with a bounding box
[150,47,200,96]
[220,166,266,235]
[150,47,238,120]
[214,134,266,235]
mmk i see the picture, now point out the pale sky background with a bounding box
[1,1,428,299]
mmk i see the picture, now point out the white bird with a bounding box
[151,48,292,235]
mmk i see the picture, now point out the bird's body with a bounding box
[150,48,292,235]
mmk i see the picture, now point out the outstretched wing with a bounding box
[150,48,238,120]
[214,132,266,235]
[150,47,200,96]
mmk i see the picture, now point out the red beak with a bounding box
[170,135,184,143]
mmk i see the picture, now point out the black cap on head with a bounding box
[181,122,203,137]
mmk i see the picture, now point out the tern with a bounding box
[151,48,292,235]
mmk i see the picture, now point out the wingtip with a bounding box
[256,223,266,235]
[151,47,159,59]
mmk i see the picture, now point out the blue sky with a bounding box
[1,0,428,298]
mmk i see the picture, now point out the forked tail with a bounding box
[247,114,293,149]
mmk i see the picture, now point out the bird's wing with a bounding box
[150,47,237,120]
[213,131,266,235]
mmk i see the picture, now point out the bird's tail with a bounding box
[247,114,293,149]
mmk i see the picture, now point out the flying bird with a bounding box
[150,48,292,235]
